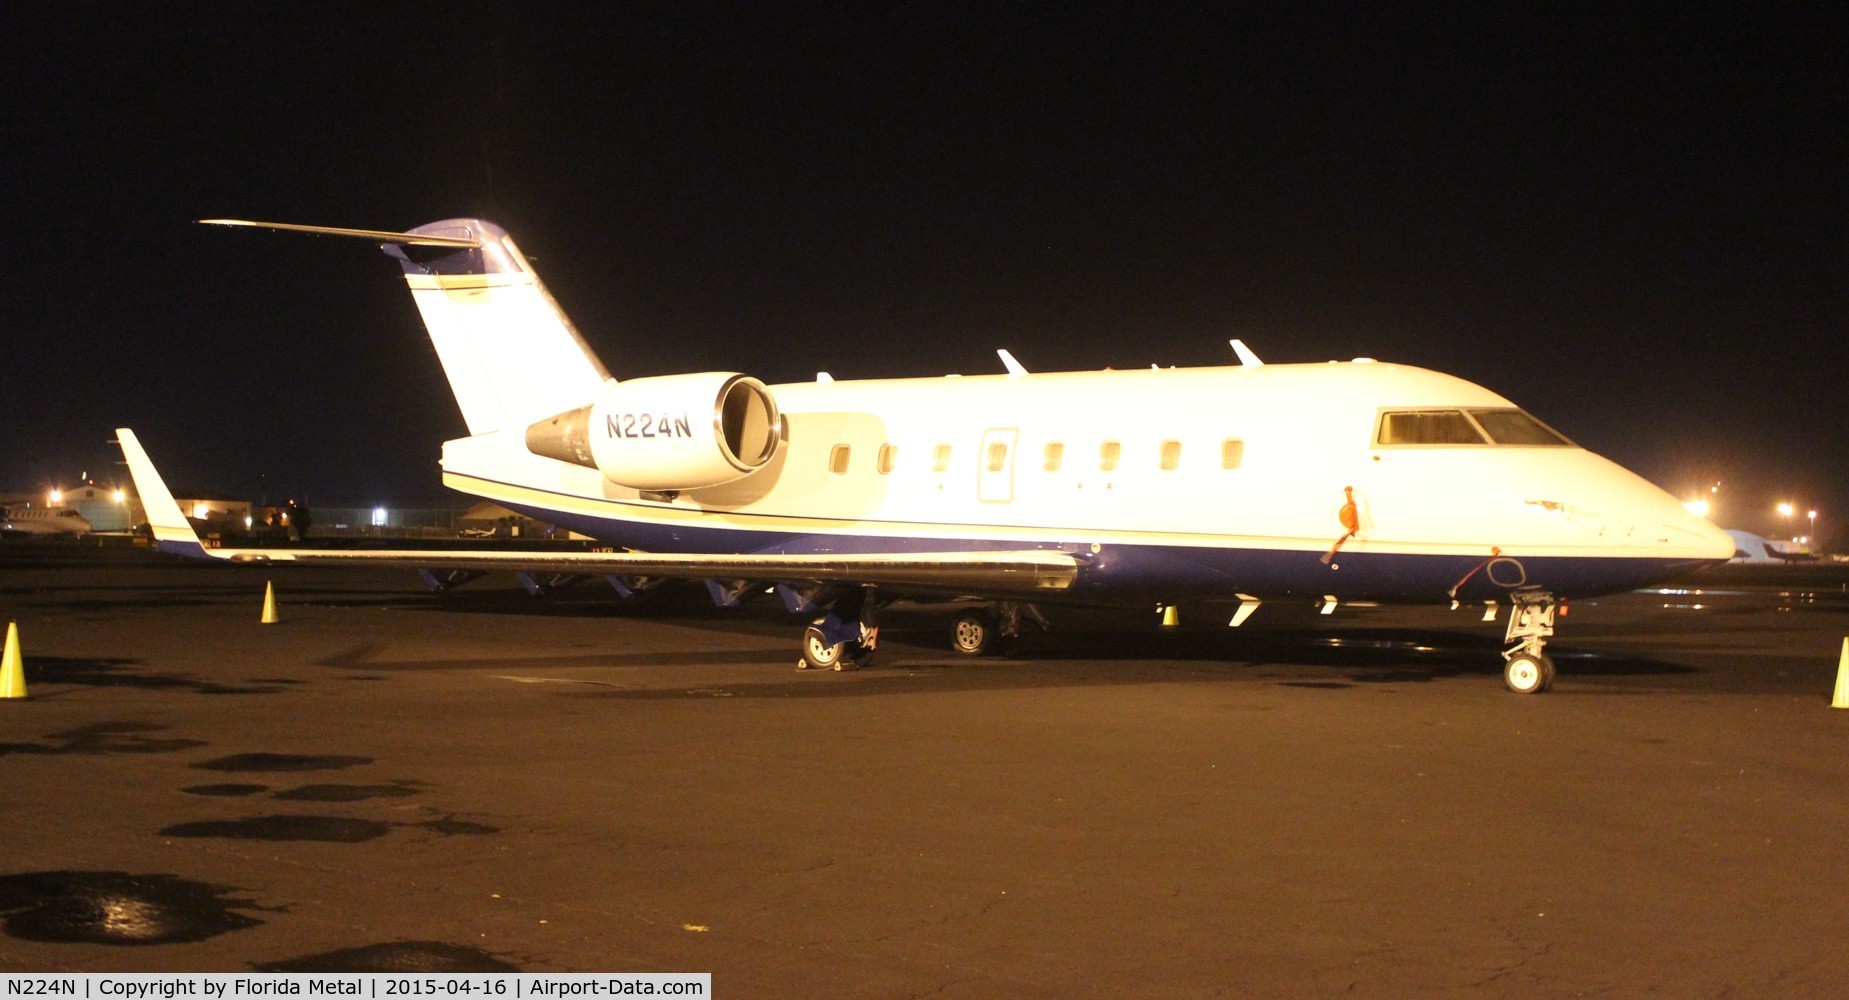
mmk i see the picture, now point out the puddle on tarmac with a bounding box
[12,657,283,695]
[256,941,520,972]
[412,819,500,836]
[0,871,266,945]
[182,784,270,797]
[0,722,207,758]
[192,753,372,773]
[161,815,392,843]
[273,783,421,803]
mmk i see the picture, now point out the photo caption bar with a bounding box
[0,975,710,1000]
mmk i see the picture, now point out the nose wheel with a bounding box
[1503,650,1557,694]
[1501,591,1559,694]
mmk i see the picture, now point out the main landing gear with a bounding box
[949,602,1047,658]
[1501,591,1560,694]
[799,586,880,672]
[796,595,1049,670]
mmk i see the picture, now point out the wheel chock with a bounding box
[1,622,25,699]
[260,581,280,624]
[1832,638,1849,710]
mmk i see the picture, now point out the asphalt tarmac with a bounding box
[2,542,1847,997]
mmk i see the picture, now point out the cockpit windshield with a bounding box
[1376,408,1571,447]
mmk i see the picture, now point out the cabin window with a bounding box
[1100,441,1121,472]
[1043,442,1064,472]
[986,442,1009,473]
[1221,439,1245,469]
[1377,410,1487,446]
[932,444,952,472]
[1159,440,1181,471]
[829,445,851,475]
[877,443,897,475]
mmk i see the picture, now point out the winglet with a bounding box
[114,428,212,558]
[997,349,1028,377]
[1229,339,1264,367]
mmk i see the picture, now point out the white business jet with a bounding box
[1,506,92,536]
[115,218,1733,693]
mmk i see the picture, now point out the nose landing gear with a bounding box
[1502,591,1559,693]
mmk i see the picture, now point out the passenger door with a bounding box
[977,428,1018,503]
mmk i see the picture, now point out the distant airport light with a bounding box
[1777,502,1794,517]
[372,507,388,527]
[48,489,62,505]
[244,516,254,529]
[193,503,210,520]
[112,489,125,503]
[1684,499,1711,518]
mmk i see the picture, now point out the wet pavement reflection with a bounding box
[0,871,266,945]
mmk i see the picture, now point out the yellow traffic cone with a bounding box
[1160,604,1179,628]
[260,581,279,624]
[1832,638,1848,709]
[1,622,25,699]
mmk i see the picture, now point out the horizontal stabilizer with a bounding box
[198,219,482,248]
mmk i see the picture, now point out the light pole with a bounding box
[1809,509,1819,553]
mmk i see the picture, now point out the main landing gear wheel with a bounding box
[951,610,1003,657]
[1503,651,1556,694]
[800,626,871,671]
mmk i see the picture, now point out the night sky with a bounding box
[4,5,1843,541]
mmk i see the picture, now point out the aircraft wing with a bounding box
[114,429,1079,595]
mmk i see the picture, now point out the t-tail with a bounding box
[201,219,610,435]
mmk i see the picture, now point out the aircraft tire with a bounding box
[801,626,845,671]
[951,610,1001,657]
[1503,652,1552,694]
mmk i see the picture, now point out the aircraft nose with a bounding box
[1687,513,1736,561]
[1657,498,1735,561]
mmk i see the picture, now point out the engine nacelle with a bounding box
[525,373,782,492]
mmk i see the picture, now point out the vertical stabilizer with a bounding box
[386,220,611,435]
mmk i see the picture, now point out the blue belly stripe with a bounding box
[502,501,1713,603]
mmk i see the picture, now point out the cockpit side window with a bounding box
[1376,408,1573,447]
[1377,410,1486,445]
[1467,409,1572,446]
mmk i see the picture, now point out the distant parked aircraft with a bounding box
[1,506,91,536]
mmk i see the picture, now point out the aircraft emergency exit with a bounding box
[117,218,1734,693]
